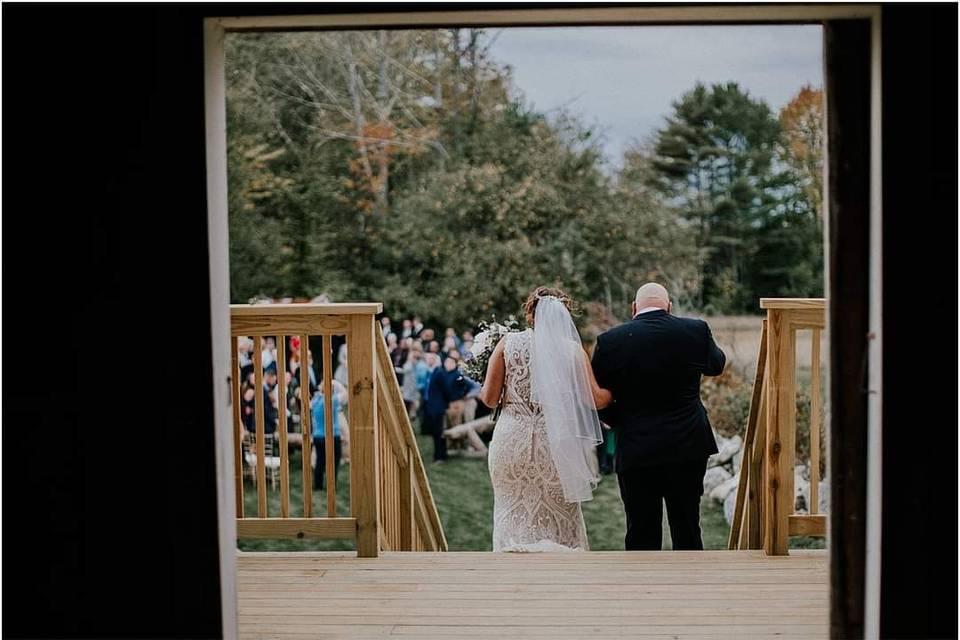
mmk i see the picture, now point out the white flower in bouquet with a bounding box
[459,316,519,383]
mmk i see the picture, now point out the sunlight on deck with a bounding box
[238,550,828,638]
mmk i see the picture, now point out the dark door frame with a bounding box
[202,7,882,638]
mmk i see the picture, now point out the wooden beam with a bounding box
[810,329,822,515]
[764,309,796,556]
[299,335,313,518]
[789,514,828,538]
[728,319,768,549]
[399,448,415,551]
[231,303,382,315]
[232,314,350,337]
[760,298,827,310]
[277,337,289,518]
[231,337,244,518]
[236,517,356,540]
[253,336,267,518]
[349,314,380,558]
[321,335,337,517]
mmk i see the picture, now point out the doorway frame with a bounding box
[202,6,883,638]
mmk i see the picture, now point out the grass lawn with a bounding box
[237,424,746,552]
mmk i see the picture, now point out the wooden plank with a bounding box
[764,309,796,556]
[232,314,350,338]
[236,517,357,540]
[373,329,447,551]
[231,303,383,316]
[787,308,826,330]
[299,334,313,518]
[746,374,768,550]
[809,328,822,515]
[321,334,337,517]
[253,336,267,518]
[415,492,438,552]
[231,336,244,518]
[349,314,380,558]
[399,448,414,550]
[789,514,828,537]
[277,336,289,518]
[759,298,826,310]
[728,319,768,549]
[374,375,409,465]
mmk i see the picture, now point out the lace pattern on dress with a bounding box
[488,329,589,552]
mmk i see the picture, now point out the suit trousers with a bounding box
[617,458,708,551]
[312,436,342,491]
[424,412,447,461]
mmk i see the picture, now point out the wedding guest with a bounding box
[427,340,441,355]
[238,337,254,383]
[424,355,466,463]
[400,319,414,340]
[441,336,459,359]
[332,378,350,464]
[261,337,276,368]
[380,316,396,341]
[461,330,474,355]
[401,347,422,419]
[310,388,342,491]
[411,316,425,338]
[261,364,279,435]
[392,336,410,385]
[334,344,349,388]
[420,328,436,344]
[444,327,461,350]
[386,333,399,357]
[418,352,440,436]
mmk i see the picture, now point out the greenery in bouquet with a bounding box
[459,316,520,383]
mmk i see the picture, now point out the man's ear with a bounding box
[631,301,637,317]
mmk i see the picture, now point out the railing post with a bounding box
[764,308,797,556]
[349,313,380,557]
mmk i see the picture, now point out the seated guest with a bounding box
[310,388,342,491]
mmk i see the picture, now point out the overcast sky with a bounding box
[487,26,823,166]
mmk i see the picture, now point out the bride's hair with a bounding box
[523,286,580,326]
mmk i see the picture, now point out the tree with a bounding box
[779,86,824,221]
[650,82,789,313]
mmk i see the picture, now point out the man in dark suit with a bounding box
[591,283,726,551]
[423,355,468,463]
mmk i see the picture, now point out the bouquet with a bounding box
[459,316,520,420]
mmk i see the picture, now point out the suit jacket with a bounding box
[424,367,468,417]
[591,310,725,472]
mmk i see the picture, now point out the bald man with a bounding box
[591,283,726,551]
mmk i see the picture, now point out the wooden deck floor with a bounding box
[237,550,829,639]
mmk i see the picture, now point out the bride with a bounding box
[478,287,613,551]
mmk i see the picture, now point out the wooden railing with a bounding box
[230,303,446,557]
[728,298,827,556]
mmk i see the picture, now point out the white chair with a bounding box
[244,431,282,490]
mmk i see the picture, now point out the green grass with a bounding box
[424,432,730,551]
[237,424,746,551]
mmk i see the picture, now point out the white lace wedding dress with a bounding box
[488,329,590,552]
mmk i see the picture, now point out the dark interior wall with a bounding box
[879,5,958,639]
[2,5,222,638]
[823,19,872,640]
